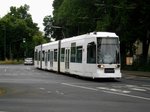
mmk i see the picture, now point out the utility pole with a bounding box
[3,25,6,60]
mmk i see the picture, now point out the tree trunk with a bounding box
[142,30,150,64]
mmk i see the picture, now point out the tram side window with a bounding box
[42,51,45,61]
[39,51,41,61]
[87,42,96,63]
[76,46,82,63]
[50,51,53,61]
[61,48,65,62]
[71,43,76,62]
[48,50,50,61]
[54,49,57,62]
[45,52,48,62]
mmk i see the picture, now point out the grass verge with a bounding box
[0,59,23,64]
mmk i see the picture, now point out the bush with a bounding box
[122,62,150,72]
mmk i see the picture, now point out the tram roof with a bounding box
[89,32,118,37]
[35,32,118,48]
[61,32,118,42]
[66,31,118,39]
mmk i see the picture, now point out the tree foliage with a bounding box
[0,4,46,60]
[52,0,97,39]
[43,0,150,64]
[43,15,54,41]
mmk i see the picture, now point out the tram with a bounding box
[34,32,121,79]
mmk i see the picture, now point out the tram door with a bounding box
[65,49,70,70]
[50,51,53,67]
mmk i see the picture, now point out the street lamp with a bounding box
[23,38,26,58]
[9,38,26,60]
[23,38,26,43]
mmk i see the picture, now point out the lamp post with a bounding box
[9,38,26,60]
[23,38,26,58]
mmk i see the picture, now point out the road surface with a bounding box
[0,65,149,112]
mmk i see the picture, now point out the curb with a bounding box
[122,70,150,78]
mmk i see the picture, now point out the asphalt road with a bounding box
[0,65,150,112]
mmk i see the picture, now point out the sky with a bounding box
[0,0,54,31]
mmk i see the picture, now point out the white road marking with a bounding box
[61,83,150,101]
[60,92,64,95]
[56,90,59,94]
[47,91,52,94]
[126,85,137,87]
[126,85,147,91]
[97,87,131,93]
[131,88,146,91]
[39,87,45,90]
[141,85,150,90]
[103,90,150,101]
[140,87,150,90]
[55,90,64,95]
[61,83,98,91]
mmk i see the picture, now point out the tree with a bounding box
[52,0,97,39]
[33,31,47,46]
[0,4,45,60]
[47,0,150,65]
[132,0,150,63]
[43,15,54,41]
[94,0,145,65]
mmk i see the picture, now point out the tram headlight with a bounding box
[97,64,105,68]
[116,64,120,68]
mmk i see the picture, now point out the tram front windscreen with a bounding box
[97,37,120,64]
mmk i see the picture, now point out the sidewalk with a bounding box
[122,70,150,78]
